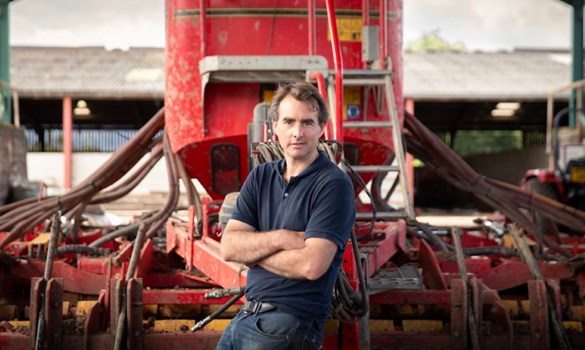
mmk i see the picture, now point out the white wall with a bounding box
[27,152,185,195]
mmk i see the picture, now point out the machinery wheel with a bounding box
[525,178,559,237]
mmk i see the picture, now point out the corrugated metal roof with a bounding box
[9,47,572,100]
[10,47,165,99]
[403,50,571,101]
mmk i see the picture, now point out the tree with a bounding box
[406,29,466,53]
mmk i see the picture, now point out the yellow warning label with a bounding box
[343,86,361,120]
[329,18,362,42]
[571,167,585,183]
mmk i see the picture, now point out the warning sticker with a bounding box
[343,86,361,120]
[571,167,585,183]
[329,18,362,42]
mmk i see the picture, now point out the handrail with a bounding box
[325,0,344,144]
[545,79,585,170]
[361,0,370,70]
[310,71,330,140]
[308,0,316,55]
[199,0,207,57]
[378,0,387,69]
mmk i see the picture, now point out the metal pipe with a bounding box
[325,0,344,143]
[114,223,147,350]
[451,227,481,350]
[44,211,61,281]
[378,0,387,68]
[361,0,369,26]
[361,0,370,69]
[404,98,415,203]
[12,90,19,127]
[199,0,206,58]
[307,0,316,55]
[569,0,584,128]
[309,71,330,140]
[62,97,73,190]
[508,224,573,350]
[0,0,12,125]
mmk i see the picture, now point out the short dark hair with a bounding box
[268,81,329,126]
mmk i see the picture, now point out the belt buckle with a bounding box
[244,300,259,314]
[251,301,261,313]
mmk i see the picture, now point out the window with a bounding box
[211,144,241,195]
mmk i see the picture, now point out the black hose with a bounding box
[349,227,369,318]
[56,245,111,256]
[88,222,140,248]
[191,291,244,332]
[409,220,451,252]
[463,246,518,257]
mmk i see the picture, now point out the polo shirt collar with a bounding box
[273,150,330,180]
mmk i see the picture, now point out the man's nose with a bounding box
[292,123,303,138]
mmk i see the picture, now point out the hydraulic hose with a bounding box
[403,112,585,242]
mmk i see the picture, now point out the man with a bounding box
[217,81,355,349]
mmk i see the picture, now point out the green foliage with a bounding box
[451,130,523,157]
[405,29,466,53]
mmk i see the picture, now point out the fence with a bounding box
[23,126,163,152]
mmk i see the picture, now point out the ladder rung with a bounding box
[342,78,385,86]
[343,121,393,128]
[351,165,400,173]
[343,69,392,76]
[356,211,408,220]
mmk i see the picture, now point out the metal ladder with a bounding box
[331,68,415,221]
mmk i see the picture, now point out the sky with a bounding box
[7,0,574,52]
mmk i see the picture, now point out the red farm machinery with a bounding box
[2,1,585,349]
[521,80,585,241]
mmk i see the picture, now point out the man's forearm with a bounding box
[257,248,308,279]
[221,228,305,265]
[257,238,337,281]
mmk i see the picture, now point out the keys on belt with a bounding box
[242,300,277,314]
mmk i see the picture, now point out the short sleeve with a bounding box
[304,176,355,250]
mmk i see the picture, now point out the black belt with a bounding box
[241,300,277,314]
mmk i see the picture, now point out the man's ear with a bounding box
[271,120,279,141]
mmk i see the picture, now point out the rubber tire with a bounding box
[525,178,559,237]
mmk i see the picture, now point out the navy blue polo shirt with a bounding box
[231,150,355,322]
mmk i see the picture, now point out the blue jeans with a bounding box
[216,310,322,350]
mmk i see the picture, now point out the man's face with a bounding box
[273,95,324,164]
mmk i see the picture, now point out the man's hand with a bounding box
[220,219,305,265]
